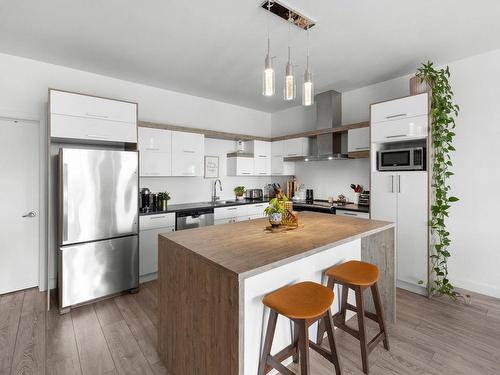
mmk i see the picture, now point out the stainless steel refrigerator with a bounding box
[58,148,139,312]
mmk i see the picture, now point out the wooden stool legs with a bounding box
[258,309,343,375]
[316,282,390,375]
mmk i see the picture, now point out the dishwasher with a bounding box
[176,208,214,230]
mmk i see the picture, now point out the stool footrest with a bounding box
[309,340,336,364]
[367,330,386,354]
[345,303,380,323]
[263,344,296,374]
[267,355,295,375]
[332,319,360,340]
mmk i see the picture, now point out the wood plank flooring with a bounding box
[0,282,499,375]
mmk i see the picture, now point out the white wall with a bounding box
[141,138,273,204]
[0,52,271,291]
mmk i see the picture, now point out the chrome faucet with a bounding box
[212,179,222,202]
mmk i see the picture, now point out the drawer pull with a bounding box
[150,216,166,219]
[355,147,369,150]
[258,155,267,158]
[86,134,109,139]
[227,207,237,210]
[183,150,195,153]
[385,113,407,119]
[341,212,357,216]
[242,172,251,175]
[386,134,407,139]
[86,112,109,119]
[146,147,160,151]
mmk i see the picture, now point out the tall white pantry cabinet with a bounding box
[370,93,429,295]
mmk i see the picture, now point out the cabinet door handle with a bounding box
[227,207,237,210]
[398,175,401,193]
[86,134,109,139]
[341,212,357,216]
[242,172,251,175]
[150,216,166,219]
[86,112,109,119]
[386,134,407,139]
[288,153,298,156]
[258,155,267,158]
[183,150,195,153]
[146,147,160,151]
[391,175,394,193]
[386,113,407,119]
[355,147,369,150]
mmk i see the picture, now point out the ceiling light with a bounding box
[284,14,296,101]
[262,0,275,97]
[302,26,314,106]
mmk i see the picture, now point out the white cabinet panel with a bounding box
[271,141,284,157]
[371,115,428,143]
[246,203,267,218]
[138,127,171,152]
[371,93,428,124]
[370,173,397,222]
[215,218,238,225]
[347,128,370,152]
[171,131,204,176]
[254,157,271,176]
[50,113,137,143]
[214,206,246,220]
[397,172,428,287]
[139,213,175,276]
[227,157,254,176]
[253,141,271,158]
[50,90,137,124]
[271,156,295,176]
[284,138,309,157]
[140,151,171,177]
[336,210,369,219]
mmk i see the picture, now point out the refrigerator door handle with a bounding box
[63,163,68,242]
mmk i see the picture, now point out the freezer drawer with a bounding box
[59,236,139,308]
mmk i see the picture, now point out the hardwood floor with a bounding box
[0,282,499,375]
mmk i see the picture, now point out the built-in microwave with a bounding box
[377,147,425,171]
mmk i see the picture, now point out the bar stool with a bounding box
[316,260,389,375]
[258,281,342,375]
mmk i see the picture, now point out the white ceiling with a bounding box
[1,0,500,112]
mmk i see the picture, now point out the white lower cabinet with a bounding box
[335,209,369,219]
[139,213,175,277]
[214,203,267,225]
[371,171,428,293]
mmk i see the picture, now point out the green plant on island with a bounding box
[234,186,246,197]
[264,196,288,216]
[415,61,460,300]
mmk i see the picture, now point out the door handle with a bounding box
[22,211,37,218]
[398,175,401,193]
[390,175,394,193]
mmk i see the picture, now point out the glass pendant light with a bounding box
[262,0,275,96]
[284,14,296,101]
[302,25,314,106]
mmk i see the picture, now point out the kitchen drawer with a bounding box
[139,213,175,230]
[140,151,172,177]
[50,90,137,124]
[335,209,369,219]
[246,203,267,217]
[371,93,428,124]
[214,206,247,220]
[138,127,172,152]
[51,113,137,143]
[371,115,428,143]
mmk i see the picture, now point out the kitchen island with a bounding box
[158,212,395,375]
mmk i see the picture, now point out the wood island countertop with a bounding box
[159,211,394,279]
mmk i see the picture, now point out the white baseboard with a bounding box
[397,279,428,296]
[451,278,500,299]
[140,272,158,284]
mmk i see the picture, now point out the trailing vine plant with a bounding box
[416,62,460,299]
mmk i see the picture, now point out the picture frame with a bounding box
[204,156,219,178]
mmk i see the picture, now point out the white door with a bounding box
[396,172,428,287]
[370,173,397,222]
[0,119,39,294]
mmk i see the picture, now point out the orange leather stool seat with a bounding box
[263,281,334,320]
[326,260,379,287]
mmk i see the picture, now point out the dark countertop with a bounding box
[292,200,370,214]
[139,198,268,215]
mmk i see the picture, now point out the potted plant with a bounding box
[264,196,288,227]
[158,192,170,211]
[234,186,246,201]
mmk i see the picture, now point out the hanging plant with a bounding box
[415,62,460,299]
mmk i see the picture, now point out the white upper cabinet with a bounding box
[171,131,204,176]
[252,141,271,158]
[50,90,137,143]
[347,127,370,152]
[227,157,254,176]
[371,115,428,143]
[283,137,309,157]
[371,93,428,124]
[271,141,284,157]
[138,128,172,177]
[138,127,172,152]
[271,156,295,176]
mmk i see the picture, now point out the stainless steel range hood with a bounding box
[285,90,349,162]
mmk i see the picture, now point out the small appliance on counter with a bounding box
[140,187,151,212]
[306,189,314,203]
[358,191,370,206]
[245,188,263,200]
